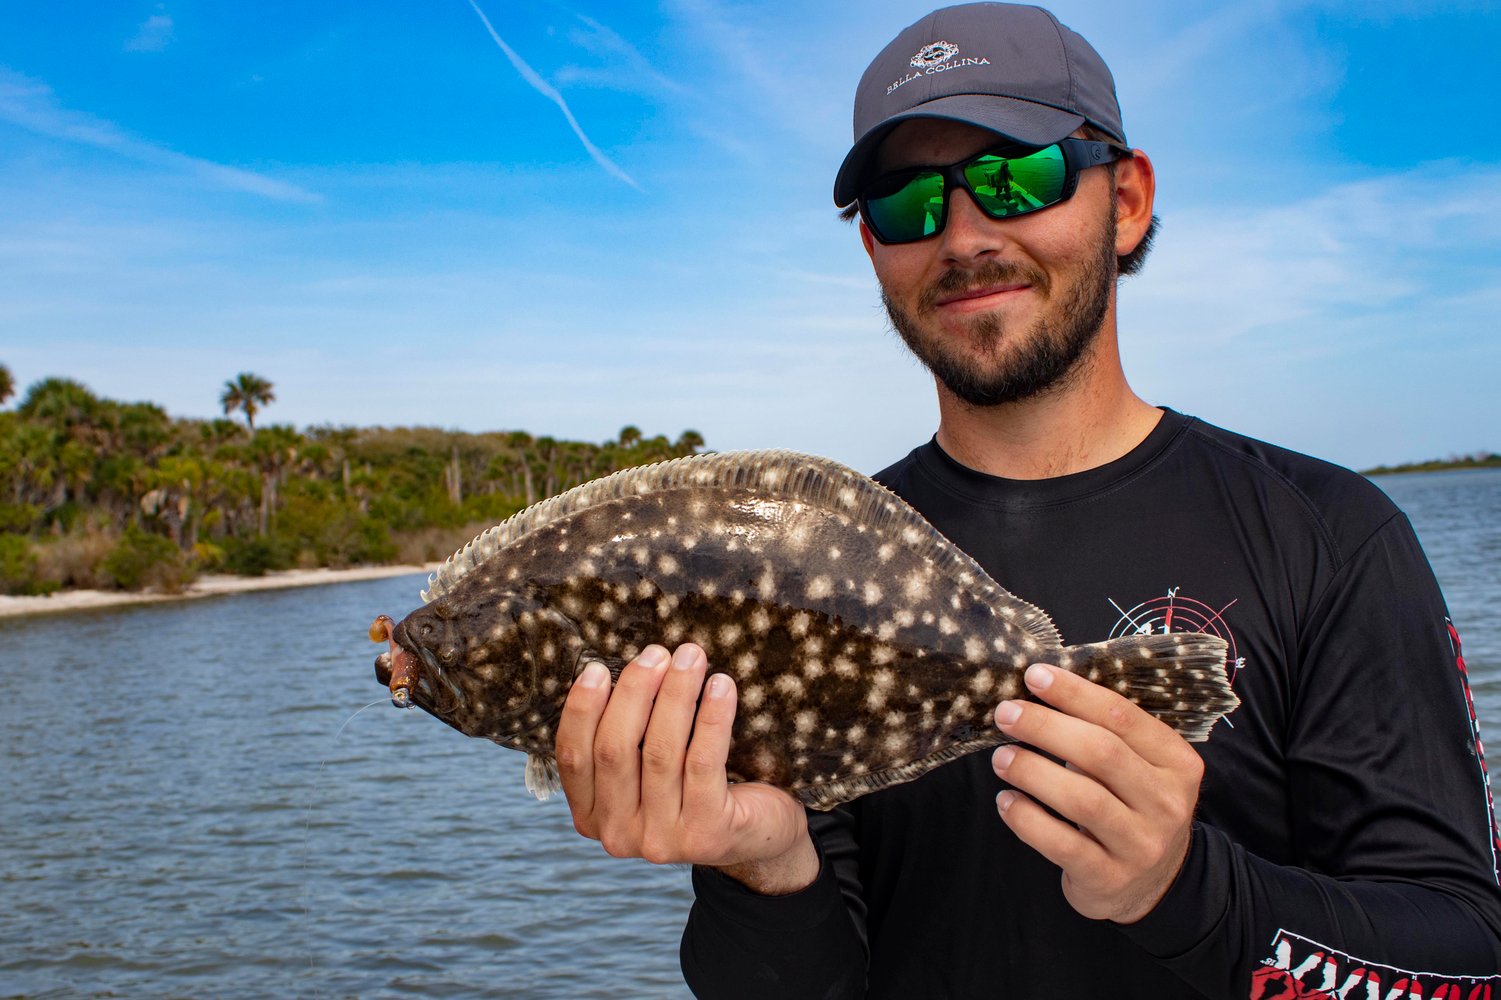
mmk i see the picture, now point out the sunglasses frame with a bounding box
[857,138,1129,245]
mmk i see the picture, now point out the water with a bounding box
[0,578,696,999]
[2,468,1497,998]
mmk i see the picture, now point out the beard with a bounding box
[881,212,1118,408]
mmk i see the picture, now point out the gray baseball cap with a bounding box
[833,3,1125,206]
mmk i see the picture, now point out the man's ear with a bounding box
[859,217,877,261]
[1113,149,1156,259]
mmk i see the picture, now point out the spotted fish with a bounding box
[369,450,1238,811]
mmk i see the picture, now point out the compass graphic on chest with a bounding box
[1107,587,1245,694]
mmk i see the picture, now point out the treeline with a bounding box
[0,370,706,595]
[1362,451,1501,476]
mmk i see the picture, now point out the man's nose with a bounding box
[936,188,1008,263]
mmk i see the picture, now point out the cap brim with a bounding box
[832,94,1085,206]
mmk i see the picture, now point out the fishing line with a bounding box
[300,698,388,993]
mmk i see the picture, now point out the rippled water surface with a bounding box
[3,468,1498,998]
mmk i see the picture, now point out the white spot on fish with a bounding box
[833,656,858,679]
[750,607,772,634]
[720,623,744,646]
[657,554,680,576]
[877,542,896,562]
[776,675,805,698]
[807,576,833,600]
[794,710,816,733]
[741,685,765,709]
[790,611,812,637]
[863,582,883,605]
[964,637,986,662]
[803,658,825,680]
[750,714,774,733]
[938,616,959,636]
[735,652,757,677]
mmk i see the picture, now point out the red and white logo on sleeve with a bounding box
[1447,618,1500,886]
[1252,928,1499,999]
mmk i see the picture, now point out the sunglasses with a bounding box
[857,138,1128,245]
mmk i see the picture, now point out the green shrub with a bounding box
[221,536,290,576]
[0,534,56,595]
[103,527,195,593]
[193,541,226,572]
[34,530,115,590]
[0,503,40,533]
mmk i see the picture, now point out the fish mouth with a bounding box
[411,642,465,718]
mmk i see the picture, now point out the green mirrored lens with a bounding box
[865,170,945,242]
[965,146,1065,219]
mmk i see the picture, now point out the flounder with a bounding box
[370,450,1238,811]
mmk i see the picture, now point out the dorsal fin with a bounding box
[419,450,1061,648]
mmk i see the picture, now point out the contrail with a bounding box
[465,0,642,192]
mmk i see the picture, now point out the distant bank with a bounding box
[0,562,438,619]
[1362,452,1500,476]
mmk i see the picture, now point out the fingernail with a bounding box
[671,645,703,671]
[997,790,1016,813]
[638,645,669,669]
[706,673,729,698]
[993,746,1015,772]
[1025,664,1053,691]
[995,701,1022,727]
[577,661,608,689]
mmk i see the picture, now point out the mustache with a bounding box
[918,260,1050,312]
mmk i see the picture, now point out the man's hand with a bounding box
[991,662,1204,924]
[555,642,819,895]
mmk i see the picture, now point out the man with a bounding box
[555,4,1501,996]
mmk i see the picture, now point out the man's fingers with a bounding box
[996,787,1107,877]
[590,645,672,827]
[1019,663,1189,768]
[639,644,709,835]
[679,671,738,832]
[556,659,612,834]
[992,743,1132,849]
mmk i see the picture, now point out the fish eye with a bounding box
[420,623,434,637]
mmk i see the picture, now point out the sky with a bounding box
[1,0,1498,475]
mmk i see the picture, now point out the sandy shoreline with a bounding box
[0,563,442,619]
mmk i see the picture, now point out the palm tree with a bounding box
[220,373,275,431]
[0,364,13,406]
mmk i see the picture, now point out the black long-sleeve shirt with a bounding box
[682,410,1501,998]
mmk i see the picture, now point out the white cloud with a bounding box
[125,12,175,53]
[0,67,318,203]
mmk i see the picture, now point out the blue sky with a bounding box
[2,1,1498,474]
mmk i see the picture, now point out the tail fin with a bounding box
[1054,633,1238,742]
